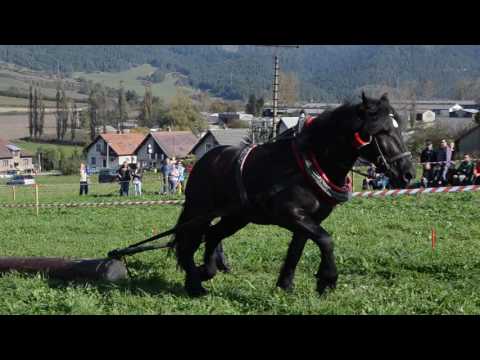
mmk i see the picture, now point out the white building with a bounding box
[84,133,147,170]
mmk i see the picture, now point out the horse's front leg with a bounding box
[289,216,338,296]
[277,232,308,291]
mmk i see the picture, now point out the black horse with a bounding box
[173,93,415,297]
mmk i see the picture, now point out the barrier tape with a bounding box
[351,185,480,198]
[0,200,185,209]
[0,185,479,209]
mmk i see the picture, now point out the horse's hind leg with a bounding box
[198,217,247,282]
[176,227,208,297]
[276,232,308,291]
[214,243,230,273]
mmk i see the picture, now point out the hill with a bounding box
[1,45,480,102]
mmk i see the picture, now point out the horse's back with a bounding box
[184,145,247,211]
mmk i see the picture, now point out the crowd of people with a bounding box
[361,138,480,190]
[420,139,480,187]
[79,158,191,197]
[159,158,188,195]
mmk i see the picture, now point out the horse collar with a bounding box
[292,141,352,206]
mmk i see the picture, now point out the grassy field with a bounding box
[0,173,479,314]
[73,64,194,103]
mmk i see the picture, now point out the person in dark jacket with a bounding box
[433,139,448,186]
[160,158,172,195]
[453,154,474,185]
[420,140,436,187]
[117,161,132,196]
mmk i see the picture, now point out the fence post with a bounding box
[35,184,39,217]
[12,186,16,202]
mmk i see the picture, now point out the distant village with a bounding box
[1,99,480,176]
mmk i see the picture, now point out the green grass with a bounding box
[0,172,479,314]
[73,64,194,103]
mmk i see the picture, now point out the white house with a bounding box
[0,139,34,174]
[84,133,147,170]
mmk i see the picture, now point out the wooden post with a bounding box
[35,184,39,217]
[351,169,354,192]
[12,185,16,201]
[0,257,128,282]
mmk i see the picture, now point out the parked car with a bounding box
[6,175,36,186]
[98,168,118,183]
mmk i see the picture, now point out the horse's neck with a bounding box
[319,154,357,185]
[310,136,359,185]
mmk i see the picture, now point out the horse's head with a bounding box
[355,92,416,188]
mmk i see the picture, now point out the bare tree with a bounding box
[279,72,299,107]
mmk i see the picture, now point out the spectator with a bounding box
[117,161,132,196]
[177,161,186,194]
[420,140,435,187]
[453,154,474,186]
[169,162,179,194]
[433,139,448,186]
[160,158,172,195]
[133,165,143,196]
[474,161,480,185]
[362,164,377,190]
[79,162,89,196]
[362,164,389,190]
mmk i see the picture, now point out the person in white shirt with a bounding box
[79,163,89,196]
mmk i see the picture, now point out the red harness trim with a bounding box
[292,142,351,206]
[353,132,372,149]
[304,115,315,128]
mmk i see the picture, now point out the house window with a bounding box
[103,159,107,167]
[91,157,96,165]
[206,143,213,151]
[96,143,102,152]
[23,159,29,166]
[2,160,8,167]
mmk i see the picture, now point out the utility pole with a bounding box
[272,55,280,139]
[255,45,299,140]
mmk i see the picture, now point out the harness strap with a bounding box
[292,141,352,206]
[235,145,257,207]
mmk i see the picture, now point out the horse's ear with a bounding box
[361,91,368,106]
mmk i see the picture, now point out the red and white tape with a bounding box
[352,185,480,198]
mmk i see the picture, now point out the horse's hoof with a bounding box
[186,285,208,298]
[316,279,336,296]
[197,265,215,282]
[217,263,231,273]
[276,278,294,292]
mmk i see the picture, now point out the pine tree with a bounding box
[33,86,39,139]
[28,85,33,138]
[71,104,77,141]
[60,89,69,141]
[117,81,128,133]
[55,83,62,141]
[88,89,98,141]
[139,85,153,128]
[245,94,257,115]
[38,88,45,137]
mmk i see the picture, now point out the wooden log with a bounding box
[0,257,128,282]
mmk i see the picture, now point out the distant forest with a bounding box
[1,45,480,102]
